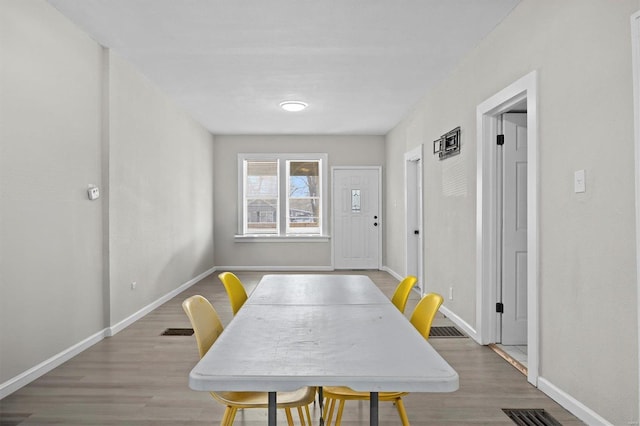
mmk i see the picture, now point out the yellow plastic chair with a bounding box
[390,275,418,313]
[182,295,315,426]
[322,292,445,426]
[218,272,248,315]
[409,292,444,340]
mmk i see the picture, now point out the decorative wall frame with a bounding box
[433,127,461,160]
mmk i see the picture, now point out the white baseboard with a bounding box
[216,265,334,272]
[0,267,216,399]
[436,308,611,425]
[0,328,107,400]
[438,305,480,343]
[537,377,612,426]
[380,266,403,281]
[107,266,216,336]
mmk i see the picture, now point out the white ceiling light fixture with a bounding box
[279,100,308,112]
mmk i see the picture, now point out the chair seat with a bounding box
[322,386,408,400]
[213,386,317,409]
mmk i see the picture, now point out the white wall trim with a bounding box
[438,305,479,343]
[381,265,403,281]
[0,329,107,400]
[476,70,539,386]
[107,266,217,336]
[631,9,640,422]
[384,264,479,340]
[538,378,613,426]
[215,265,334,272]
[0,267,217,399]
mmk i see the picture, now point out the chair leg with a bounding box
[335,400,346,426]
[285,407,294,426]
[221,406,237,426]
[297,406,305,426]
[395,397,410,426]
[305,404,312,425]
[325,398,336,426]
[220,406,232,426]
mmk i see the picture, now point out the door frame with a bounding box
[630,9,640,418]
[404,145,424,293]
[331,166,383,270]
[476,71,539,386]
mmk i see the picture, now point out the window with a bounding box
[238,153,328,239]
[244,160,279,234]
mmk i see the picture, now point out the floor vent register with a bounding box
[429,326,466,338]
[502,409,562,426]
[161,328,194,336]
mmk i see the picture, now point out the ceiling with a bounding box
[47,0,520,136]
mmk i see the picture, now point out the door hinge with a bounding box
[497,135,505,146]
[496,302,504,313]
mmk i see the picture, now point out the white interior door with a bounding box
[333,167,381,269]
[500,113,528,345]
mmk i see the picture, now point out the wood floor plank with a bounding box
[0,271,583,425]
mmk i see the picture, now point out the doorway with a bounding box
[496,111,528,368]
[405,146,424,294]
[476,71,538,386]
[332,167,382,269]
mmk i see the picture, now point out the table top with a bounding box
[246,274,390,306]
[189,274,459,393]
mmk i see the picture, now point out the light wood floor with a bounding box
[0,271,583,425]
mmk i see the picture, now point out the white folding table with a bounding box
[189,274,459,425]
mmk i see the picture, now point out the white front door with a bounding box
[333,167,381,269]
[500,113,528,345]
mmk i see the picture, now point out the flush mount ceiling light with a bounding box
[279,100,308,112]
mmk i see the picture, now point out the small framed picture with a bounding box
[438,127,460,160]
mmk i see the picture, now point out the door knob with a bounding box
[374,222,378,227]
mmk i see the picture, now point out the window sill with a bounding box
[234,234,330,243]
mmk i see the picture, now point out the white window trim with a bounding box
[236,153,329,241]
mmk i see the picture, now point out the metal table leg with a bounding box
[370,392,379,426]
[318,386,325,426]
[268,392,276,426]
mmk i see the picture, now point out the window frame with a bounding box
[236,153,329,242]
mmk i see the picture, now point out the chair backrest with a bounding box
[409,293,444,340]
[182,295,224,359]
[390,275,418,313]
[218,272,248,315]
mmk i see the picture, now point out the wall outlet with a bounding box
[87,185,100,200]
[449,286,454,300]
[131,281,137,290]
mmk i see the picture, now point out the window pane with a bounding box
[287,160,321,233]
[247,198,278,232]
[246,161,278,198]
[245,160,278,234]
[289,162,319,198]
[289,198,319,229]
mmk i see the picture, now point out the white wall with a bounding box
[108,52,215,325]
[214,135,384,269]
[0,0,215,393]
[0,0,105,385]
[385,0,639,423]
